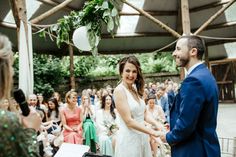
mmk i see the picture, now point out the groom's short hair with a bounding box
[179,35,206,60]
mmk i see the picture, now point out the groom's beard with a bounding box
[179,57,189,67]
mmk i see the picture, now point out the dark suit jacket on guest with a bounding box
[166,64,221,157]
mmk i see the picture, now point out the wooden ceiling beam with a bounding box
[119,10,177,16]
[37,0,72,12]
[192,21,236,32]
[31,0,74,24]
[190,0,231,12]
[34,45,174,56]
[0,21,17,29]
[101,32,170,38]
[122,0,181,38]
[203,21,236,30]
[209,58,236,64]
[206,37,236,46]
[194,0,236,35]
[97,48,174,55]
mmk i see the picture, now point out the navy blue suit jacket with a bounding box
[166,64,221,157]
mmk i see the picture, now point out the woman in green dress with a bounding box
[80,94,98,153]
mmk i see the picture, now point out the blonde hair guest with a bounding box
[0,34,14,99]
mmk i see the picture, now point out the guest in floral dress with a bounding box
[96,94,117,156]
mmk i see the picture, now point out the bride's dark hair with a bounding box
[118,55,145,97]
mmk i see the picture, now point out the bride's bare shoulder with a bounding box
[114,84,124,95]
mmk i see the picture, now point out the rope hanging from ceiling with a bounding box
[24,20,236,54]
[199,35,236,40]
[149,35,236,54]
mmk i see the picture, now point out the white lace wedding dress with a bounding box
[114,84,152,157]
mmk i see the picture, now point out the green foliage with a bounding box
[61,56,98,77]
[140,53,178,73]
[13,53,65,99]
[105,55,121,68]
[39,0,120,55]
[13,53,19,80]
[88,55,121,77]
[61,55,120,77]
[52,11,78,47]
[13,52,177,97]
[33,55,64,98]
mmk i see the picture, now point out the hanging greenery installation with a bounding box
[39,0,120,55]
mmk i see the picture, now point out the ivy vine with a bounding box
[39,0,120,55]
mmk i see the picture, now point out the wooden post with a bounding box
[176,0,183,34]
[31,0,74,24]
[37,0,72,12]
[0,21,17,29]
[179,0,191,80]
[69,44,75,90]
[9,0,28,46]
[122,0,181,38]
[194,0,236,35]
[181,0,191,35]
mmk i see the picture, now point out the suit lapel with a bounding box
[170,64,205,112]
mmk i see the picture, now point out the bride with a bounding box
[113,55,161,157]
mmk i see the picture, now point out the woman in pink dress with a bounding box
[61,90,83,144]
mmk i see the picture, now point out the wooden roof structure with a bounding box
[1,0,236,59]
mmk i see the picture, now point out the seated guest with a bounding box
[146,93,170,157]
[0,98,10,111]
[80,94,98,153]
[28,94,47,123]
[146,94,166,124]
[156,85,170,123]
[42,97,61,134]
[52,92,65,109]
[61,90,83,144]
[96,94,117,156]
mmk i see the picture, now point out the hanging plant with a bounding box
[39,0,120,55]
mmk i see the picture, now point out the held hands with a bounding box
[150,130,167,143]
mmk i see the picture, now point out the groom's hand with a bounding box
[156,131,167,143]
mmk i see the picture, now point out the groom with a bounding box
[158,35,221,157]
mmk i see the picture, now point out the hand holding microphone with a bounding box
[13,89,41,131]
[13,89,30,116]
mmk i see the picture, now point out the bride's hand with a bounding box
[150,129,161,138]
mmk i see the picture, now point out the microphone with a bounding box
[13,89,30,116]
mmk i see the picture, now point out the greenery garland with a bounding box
[39,0,120,55]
